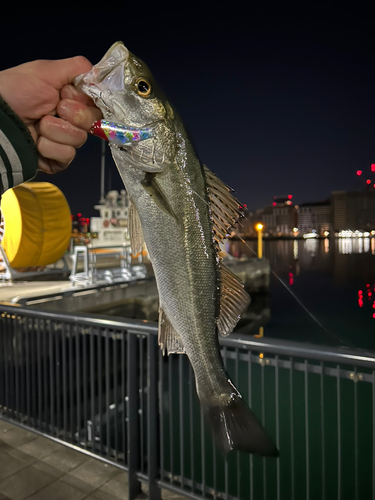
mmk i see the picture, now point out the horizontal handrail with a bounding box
[1,302,375,368]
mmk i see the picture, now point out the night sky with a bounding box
[1,15,375,217]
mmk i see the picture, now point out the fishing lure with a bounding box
[90,119,154,147]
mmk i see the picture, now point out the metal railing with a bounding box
[1,304,375,500]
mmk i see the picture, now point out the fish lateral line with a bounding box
[90,119,154,146]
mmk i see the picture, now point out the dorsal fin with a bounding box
[203,166,250,336]
[158,308,185,355]
[203,165,242,250]
[128,199,144,255]
[217,263,251,337]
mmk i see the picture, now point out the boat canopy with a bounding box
[1,182,71,268]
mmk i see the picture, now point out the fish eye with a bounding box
[135,77,152,97]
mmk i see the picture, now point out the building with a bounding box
[331,190,375,231]
[298,200,331,235]
[261,196,298,235]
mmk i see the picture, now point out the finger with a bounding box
[37,115,87,148]
[38,56,93,89]
[36,136,76,169]
[60,84,96,106]
[57,98,103,131]
[37,157,69,175]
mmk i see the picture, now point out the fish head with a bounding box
[74,41,176,170]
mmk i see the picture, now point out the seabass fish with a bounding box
[75,42,278,456]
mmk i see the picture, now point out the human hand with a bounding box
[0,57,102,174]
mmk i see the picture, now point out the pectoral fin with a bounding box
[217,264,251,337]
[158,308,185,355]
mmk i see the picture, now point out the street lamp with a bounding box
[256,223,264,259]
[254,222,264,338]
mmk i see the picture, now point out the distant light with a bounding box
[357,170,362,176]
[373,313,375,319]
[293,227,298,232]
[77,213,82,217]
[272,202,277,206]
[286,200,292,205]
[371,164,375,172]
[367,179,371,185]
[256,223,264,231]
[288,194,293,199]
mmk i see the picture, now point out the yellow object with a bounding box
[256,223,263,259]
[254,326,264,338]
[1,182,71,268]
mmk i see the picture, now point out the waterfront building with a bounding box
[331,190,375,231]
[261,196,298,235]
[298,200,331,235]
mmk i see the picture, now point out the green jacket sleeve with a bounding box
[0,96,39,195]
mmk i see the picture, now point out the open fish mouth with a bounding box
[74,42,129,106]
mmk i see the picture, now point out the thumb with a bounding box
[39,56,93,89]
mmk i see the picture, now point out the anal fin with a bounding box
[217,264,251,337]
[158,308,185,355]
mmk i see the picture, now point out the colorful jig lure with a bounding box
[90,120,154,147]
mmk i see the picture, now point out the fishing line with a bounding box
[190,186,351,347]
[236,234,351,347]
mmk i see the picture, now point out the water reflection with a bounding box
[357,283,375,321]
[293,240,298,260]
[365,238,370,253]
[227,237,375,347]
[304,239,318,256]
[338,237,373,254]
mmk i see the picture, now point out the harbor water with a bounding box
[229,237,375,351]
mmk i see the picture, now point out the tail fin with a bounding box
[203,394,279,456]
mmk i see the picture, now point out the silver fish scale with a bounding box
[112,125,229,403]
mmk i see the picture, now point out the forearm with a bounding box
[0,96,38,195]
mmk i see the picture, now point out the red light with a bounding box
[358,290,363,295]
[357,170,362,176]
[367,179,371,185]
[371,164,375,172]
[272,202,277,206]
[86,218,90,223]
[373,313,375,319]
[366,284,371,288]
[77,213,82,217]
[288,194,293,199]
